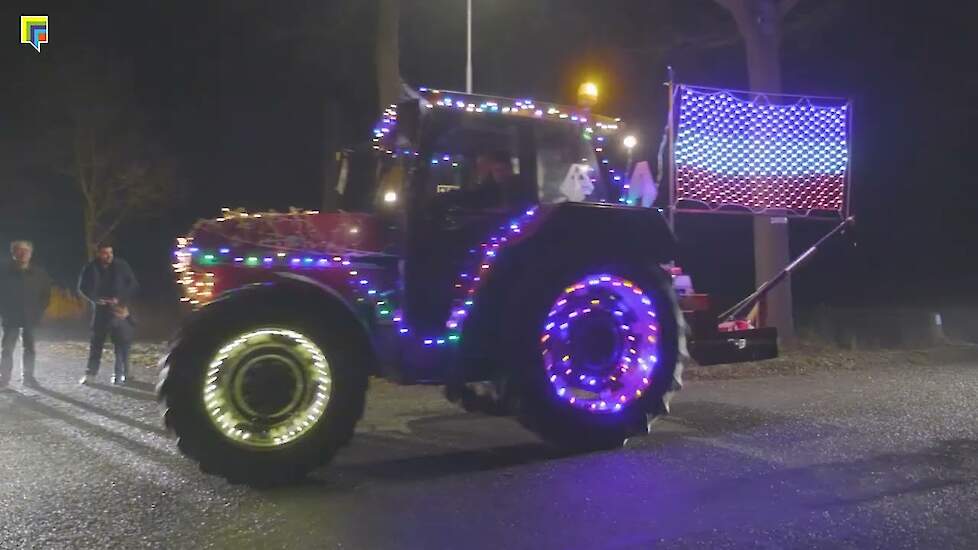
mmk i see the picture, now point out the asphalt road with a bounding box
[2,349,977,549]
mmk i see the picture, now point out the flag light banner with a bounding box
[670,85,851,218]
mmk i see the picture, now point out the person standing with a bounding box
[0,241,52,388]
[77,241,139,385]
[109,302,135,384]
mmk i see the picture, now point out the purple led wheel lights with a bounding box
[540,274,660,413]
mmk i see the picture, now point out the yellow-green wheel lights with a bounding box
[203,328,332,448]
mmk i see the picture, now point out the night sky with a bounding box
[1,0,976,317]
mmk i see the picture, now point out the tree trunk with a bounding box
[323,0,400,211]
[321,99,341,211]
[83,207,97,260]
[725,0,795,342]
[376,0,401,112]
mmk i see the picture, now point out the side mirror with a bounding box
[335,149,352,197]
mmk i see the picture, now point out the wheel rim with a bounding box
[540,274,661,413]
[203,328,332,448]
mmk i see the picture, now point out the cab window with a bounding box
[418,109,611,212]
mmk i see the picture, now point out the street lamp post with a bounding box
[623,135,638,174]
[466,0,473,93]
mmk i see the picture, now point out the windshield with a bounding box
[418,110,616,210]
[536,121,607,203]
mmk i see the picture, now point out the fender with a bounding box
[169,272,380,375]
[272,272,373,331]
[456,203,676,383]
[526,202,677,264]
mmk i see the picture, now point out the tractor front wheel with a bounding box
[504,261,682,452]
[158,304,368,486]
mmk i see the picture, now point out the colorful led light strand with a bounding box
[371,90,631,203]
[175,206,542,349]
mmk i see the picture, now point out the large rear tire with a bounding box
[503,258,683,452]
[158,302,368,486]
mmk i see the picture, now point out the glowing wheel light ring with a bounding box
[203,328,332,448]
[540,274,659,414]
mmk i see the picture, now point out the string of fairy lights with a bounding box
[171,85,855,417]
[173,206,542,351]
[175,90,637,344]
[372,89,632,204]
[172,89,658,412]
[175,206,658,413]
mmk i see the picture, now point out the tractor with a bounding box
[159,88,778,485]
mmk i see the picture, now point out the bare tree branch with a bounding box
[44,52,184,257]
[716,0,803,20]
[622,25,743,55]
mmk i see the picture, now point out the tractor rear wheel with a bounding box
[158,303,368,486]
[503,259,683,452]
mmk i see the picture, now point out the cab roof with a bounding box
[414,87,622,132]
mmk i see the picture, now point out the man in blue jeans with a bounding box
[77,241,138,385]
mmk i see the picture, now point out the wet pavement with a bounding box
[2,349,977,549]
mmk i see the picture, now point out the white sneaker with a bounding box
[80,373,96,385]
[111,375,127,386]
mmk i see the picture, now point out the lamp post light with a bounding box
[578,81,599,108]
[466,0,473,93]
[623,134,638,173]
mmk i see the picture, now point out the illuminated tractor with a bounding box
[159,88,778,485]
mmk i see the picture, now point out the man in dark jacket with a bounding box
[0,240,52,388]
[77,241,139,385]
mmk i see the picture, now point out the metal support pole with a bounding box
[665,66,677,233]
[718,216,855,322]
[466,0,473,94]
[844,99,854,219]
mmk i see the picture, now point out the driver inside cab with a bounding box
[442,150,537,213]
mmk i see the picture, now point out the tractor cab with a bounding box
[336,90,639,335]
[335,89,630,238]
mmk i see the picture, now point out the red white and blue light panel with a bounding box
[673,85,850,216]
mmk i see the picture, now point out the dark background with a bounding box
[1,0,976,327]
